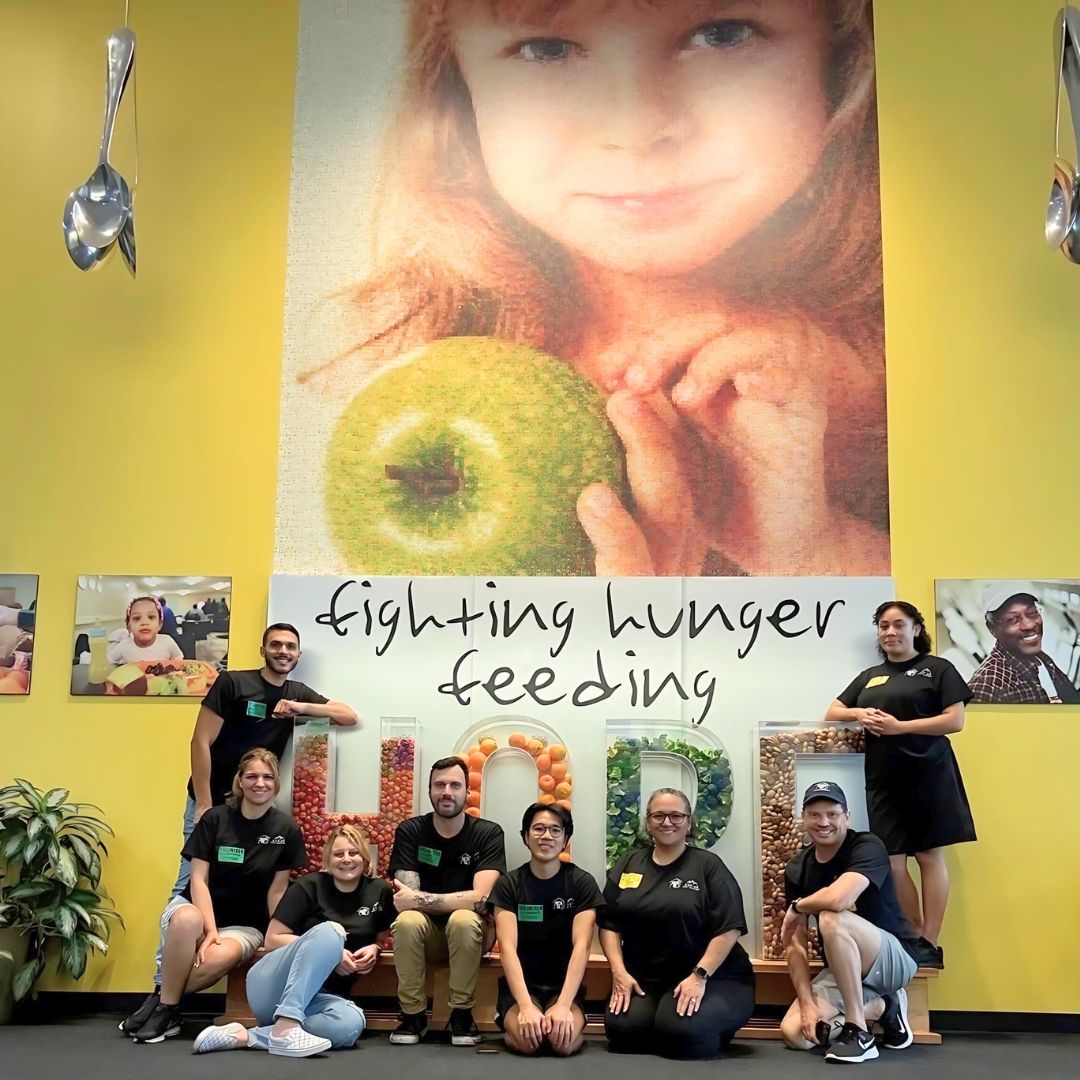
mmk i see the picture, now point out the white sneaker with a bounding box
[267,1027,333,1058]
[192,1021,247,1054]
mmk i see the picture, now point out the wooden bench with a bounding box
[220,951,940,1044]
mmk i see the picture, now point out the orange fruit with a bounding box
[556,799,572,811]
[554,780,572,799]
[468,771,483,791]
[535,754,552,774]
[466,791,481,808]
[465,806,481,816]
[548,744,567,762]
[508,732,528,748]
[479,737,498,756]
[550,762,568,782]
[467,750,487,771]
[538,793,556,805]
[525,738,544,758]
[558,851,572,862]
[538,775,557,793]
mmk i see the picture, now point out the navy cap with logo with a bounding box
[802,781,848,810]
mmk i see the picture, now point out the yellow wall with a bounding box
[2,0,1077,1014]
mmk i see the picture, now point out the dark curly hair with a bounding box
[873,601,932,656]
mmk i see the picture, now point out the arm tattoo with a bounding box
[473,895,488,914]
[395,870,421,889]
[415,893,442,909]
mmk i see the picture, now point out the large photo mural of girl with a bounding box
[275,0,888,577]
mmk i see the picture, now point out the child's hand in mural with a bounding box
[576,389,709,576]
[597,312,887,575]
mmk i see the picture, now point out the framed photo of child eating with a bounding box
[69,575,232,697]
[275,0,889,579]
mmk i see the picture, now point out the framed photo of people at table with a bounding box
[69,574,231,697]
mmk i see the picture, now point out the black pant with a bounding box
[605,977,754,1060]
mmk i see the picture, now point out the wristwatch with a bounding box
[790,898,803,915]
[692,966,709,980]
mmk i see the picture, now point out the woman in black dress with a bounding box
[825,600,975,967]
[600,788,754,1059]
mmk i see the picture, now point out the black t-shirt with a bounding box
[190,668,328,802]
[388,813,506,925]
[600,846,753,989]
[272,872,394,996]
[784,830,918,962]
[489,862,604,990]
[837,654,971,782]
[181,804,307,931]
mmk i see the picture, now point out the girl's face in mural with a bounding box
[451,0,833,279]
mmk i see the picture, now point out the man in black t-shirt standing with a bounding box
[489,803,603,1056]
[387,756,506,1048]
[780,782,919,1064]
[145,623,357,995]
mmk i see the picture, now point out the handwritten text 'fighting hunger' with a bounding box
[315,580,846,726]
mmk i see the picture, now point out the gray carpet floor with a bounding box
[0,1017,1075,1080]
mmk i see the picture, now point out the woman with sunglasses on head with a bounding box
[600,788,754,1059]
[119,748,306,1045]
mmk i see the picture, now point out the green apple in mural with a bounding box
[325,336,628,575]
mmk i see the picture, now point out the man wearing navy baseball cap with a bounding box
[967,582,1080,704]
[778,782,920,1064]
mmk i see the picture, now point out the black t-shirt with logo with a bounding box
[600,846,753,989]
[181,804,307,931]
[189,668,328,803]
[784,830,918,962]
[272,871,394,996]
[388,813,506,926]
[489,862,604,989]
[836,655,971,783]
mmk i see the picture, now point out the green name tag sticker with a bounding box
[518,904,544,922]
[418,846,442,867]
[218,845,245,864]
[245,701,267,719]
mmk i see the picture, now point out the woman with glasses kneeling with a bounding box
[600,788,755,1059]
[193,824,393,1058]
[121,748,306,1044]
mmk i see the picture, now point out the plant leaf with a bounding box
[61,936,87,980]
[23,837,45,866]
[44,788,70,809]
[53,846,79,889]
[12,955,44,1001]
[81,931,109,954]
[26,816,45,841]
[53,904,76,939]
[7,880,54,901]
[67,835,93,872]
[3,830,27,859]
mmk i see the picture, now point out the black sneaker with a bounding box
[132,1001,183,1043]
[448,1007,481,1046]
[878,986,912,1049]
[911,937,944,969]
[389,1011,428,1045]
[824,1022,878,1064]
[118,990,159,1036]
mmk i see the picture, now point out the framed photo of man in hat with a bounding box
[934,579,1080,705]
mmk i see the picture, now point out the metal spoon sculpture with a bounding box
[1047,6,1080,262]
[62,28,136,274]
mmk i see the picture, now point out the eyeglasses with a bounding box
[529,824,565,838]
[646,811,688,825]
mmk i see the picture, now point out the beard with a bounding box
[432,794,465,818]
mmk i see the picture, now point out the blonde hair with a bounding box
[302,0,882,388]
[322,824,374,875]
[229,748,281,805]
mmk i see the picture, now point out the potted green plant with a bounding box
[0,778,122,1019]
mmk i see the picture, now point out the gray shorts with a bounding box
[812,928,917,1012]
[160,895,263,962]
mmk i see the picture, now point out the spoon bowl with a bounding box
[62,191,114,271]
[71,162,131,249]
[1046,157,1077,250]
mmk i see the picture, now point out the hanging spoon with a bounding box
[1046,6,1080,260]
[62,29,135,265]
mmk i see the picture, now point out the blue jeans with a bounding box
[153,794,197,987]
[245,923,365,1050]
